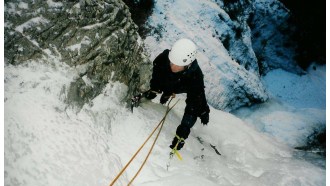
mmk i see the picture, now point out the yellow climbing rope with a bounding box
[109,97,179,186]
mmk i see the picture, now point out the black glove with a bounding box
[200,112,209,125]
[200,106,210,125]
[169,135,185,150]
[144,89,160,100]
[200,105,210,125]
[160,93,172,104]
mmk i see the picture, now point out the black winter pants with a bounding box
[176,113,197,139]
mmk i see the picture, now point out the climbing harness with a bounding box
[110,97,179,186]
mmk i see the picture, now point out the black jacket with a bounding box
[150,49,209,116]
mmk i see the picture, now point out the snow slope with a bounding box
[4,0,326,185]
[234,64,326,149]
[4,60,325,185]
[264,64,326,110]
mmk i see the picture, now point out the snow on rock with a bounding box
[263,64,326,109]
[250,0,303,74]
[14,16,50,33]
[4,0,151,109]
[4,61,125,186]
[4,0,325,185]
[233,64,326,162]
[234,99,326,148]
[144,0,268,111]
[4,61,325,185]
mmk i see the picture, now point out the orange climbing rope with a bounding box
[109,98,179,186]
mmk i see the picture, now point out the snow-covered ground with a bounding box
[4,0,326,186]
[234,64,326,148]
[264,65,326,110]
[4,60,326,185]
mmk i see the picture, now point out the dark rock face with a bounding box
[218,0,260,75]
[122,0,155,38]
[5,0,151,108]
[278,0,325,69]
[248,0,302,74]
[220,0,303,75]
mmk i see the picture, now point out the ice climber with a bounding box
[144,38,210,150]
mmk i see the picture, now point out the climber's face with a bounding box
[170,62,185,73]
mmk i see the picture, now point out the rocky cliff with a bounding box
[5,0,304,112]
[5,0,151,109]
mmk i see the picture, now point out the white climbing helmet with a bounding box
[168,38,197,66]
